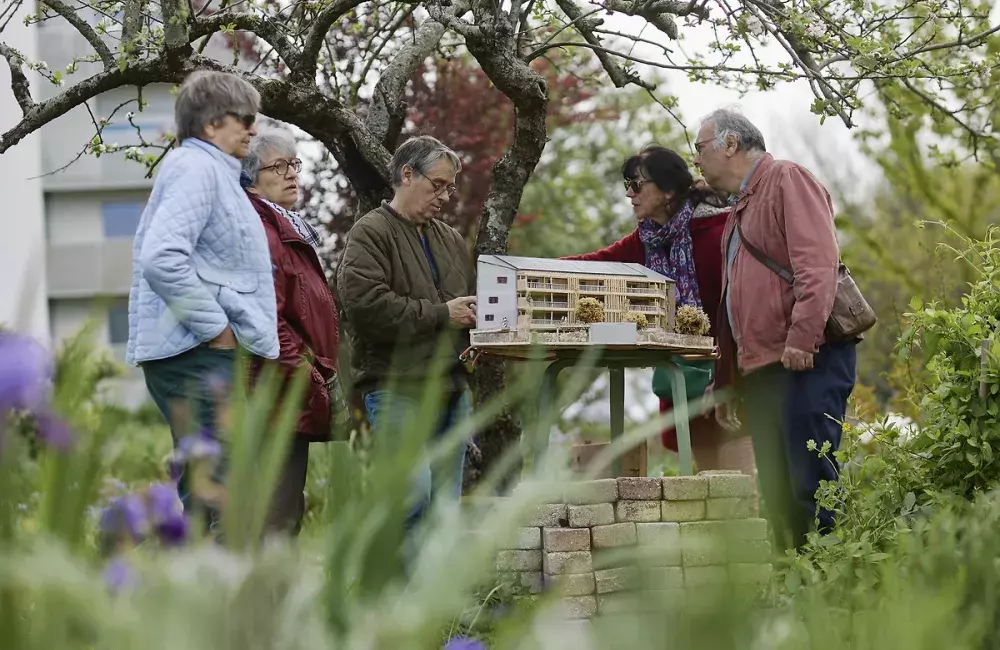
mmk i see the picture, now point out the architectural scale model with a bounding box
[470,255,714,351]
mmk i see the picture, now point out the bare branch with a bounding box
[553,0,654,89]
[366,2,468,146]
[191,9,298,66]
[41,0,114,68]
[0,43,34,117]
[299,0,367,80]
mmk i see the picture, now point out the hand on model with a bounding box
[447,296,477,328]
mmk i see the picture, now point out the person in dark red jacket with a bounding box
[564,145,757,480]
[241,126,343,536]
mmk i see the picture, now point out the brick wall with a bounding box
[492,471,771,619]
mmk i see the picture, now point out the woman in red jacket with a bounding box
[565,145,756,479]
[241,126,346,536]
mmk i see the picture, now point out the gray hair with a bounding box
[174,70,260,143]
[700,108,767,153]
[242,126,297,181]
[390,135,462,186]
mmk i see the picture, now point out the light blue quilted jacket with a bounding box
[126,138,279,365]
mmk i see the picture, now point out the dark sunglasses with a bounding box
[227,112,256,129]
[623,178,649,193]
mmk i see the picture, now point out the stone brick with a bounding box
[616,500,661,523]
[644,566,684,589]
[698,469,741,475]
[524,503,568,527]
[548,571,596,596]
[591,522,637,548]
[661,476,709,501]
[635,521,680,546]
[726,517,769,541]
[684,566,728,587]
[707,472,755,498]
[728,539,771,564]
[505,527,541,550]
[706,497,750,520]
[594,566,637,593]
[558,596,598,619]
[567,503,614,528]
[545,550,593,575]
[617,476,662,500]
[661,499,706,522]
[499,571,543,594]
[564,479,618,505]
[729,563,772,585]
[543,527,591,552]
[646,588,686,609]
[680,521,728,566]
[497,550,542,572]
[596,593,634,615]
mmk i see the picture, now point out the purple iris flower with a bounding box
[32,411,74,451]
[443,637,487,650]
[146,482,188,547]
[177,431,222,462]
[103,556,135,594]
[99,493,150,543]
[0,332,52,413]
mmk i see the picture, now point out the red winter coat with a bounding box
[563,202,729,451]
[250,194,340,440]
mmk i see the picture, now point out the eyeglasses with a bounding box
[415,168,458,198]
[693,139,714,154]
[259,158,303,176]
[227,112,256,129]
[623,178,649,194]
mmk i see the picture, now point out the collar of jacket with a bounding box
[248,192,303,244]
[738,152,774,200]
[380,201,434,230]
[183,138,243,178]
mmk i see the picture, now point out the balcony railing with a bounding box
[528,301,570,309]
[625,286,663,295]
[628,304,663,313]
[526,283,570,291]
[531,318,566,326]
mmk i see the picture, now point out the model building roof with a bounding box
[478,254,673,282]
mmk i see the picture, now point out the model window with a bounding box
[485,314,495,321]
[488,296,498,304]
[497,276,508,284]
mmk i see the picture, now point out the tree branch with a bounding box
[41,0,114,68]
[299,0,367,80]
[553,0,654,89]
[365,1,468,146]
[0,43,34,117]
[191,9,298,66]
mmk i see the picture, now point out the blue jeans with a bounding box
[363,390,470,535]
[741,340,858,551]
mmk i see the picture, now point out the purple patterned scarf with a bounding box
[637,199,701,308]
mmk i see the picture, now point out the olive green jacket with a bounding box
[336,203,475,396]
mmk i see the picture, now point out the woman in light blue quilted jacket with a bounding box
[126,70,279,531]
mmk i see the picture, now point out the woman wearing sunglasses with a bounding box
[564,144,757,483]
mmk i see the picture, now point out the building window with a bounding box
[102,201,145,238]
[497,276,508,284]
[485,314,495,322]
[488,296,499,304]
[107,304,129,344]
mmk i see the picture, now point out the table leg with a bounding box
[609,365,625,477]
[535,359,573,468]
[665,363,694,476]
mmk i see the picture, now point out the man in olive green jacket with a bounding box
[336,135,476,561]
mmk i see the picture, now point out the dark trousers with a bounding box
[142,345,311,537]
[740,340,857,551]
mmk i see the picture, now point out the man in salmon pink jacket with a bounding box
[694,108,858,552]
